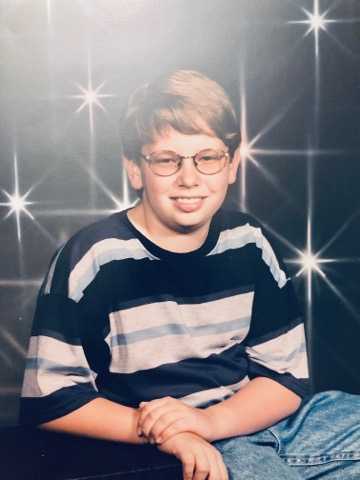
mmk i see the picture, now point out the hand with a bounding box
[158,431,228,480]
[137,396,214,444]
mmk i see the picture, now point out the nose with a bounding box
[175,157,200,188]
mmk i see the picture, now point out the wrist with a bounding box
[203,403,234,442]
[131,408,148,445]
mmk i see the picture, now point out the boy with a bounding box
[21,70,360,479]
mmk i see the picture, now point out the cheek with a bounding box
[207,176,230,195]
[144,176,172,199]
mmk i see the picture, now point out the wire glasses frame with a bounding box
[140,149,230,177]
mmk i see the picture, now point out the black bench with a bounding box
[0,427,183,479]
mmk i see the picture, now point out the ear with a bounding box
[228,148,241,185]
[123,157,143,190]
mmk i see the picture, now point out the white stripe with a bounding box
[21,335,98,398]
[209,223,288,288]
[245,323,309,379]
[44,247,64,294]
[67,238,158,302]
[180,377,250,407]
[109,292,254,334]
[106,294,253,373]
[107,332,248,374]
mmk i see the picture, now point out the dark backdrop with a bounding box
[1,0,359,426]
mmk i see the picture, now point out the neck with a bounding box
[127,204,211,253]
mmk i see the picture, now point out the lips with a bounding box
[171,196,206,212]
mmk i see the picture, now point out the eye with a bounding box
[197,150,221,162]
[150,152,178,164]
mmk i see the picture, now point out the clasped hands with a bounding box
[137,397,229,480]
[137,396,214,445]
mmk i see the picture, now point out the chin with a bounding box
[172,215,210,233]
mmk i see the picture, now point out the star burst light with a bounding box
[238,78,286,211]
[81,162,133,214]
[0,155,34,242]
[288,217,360,327]
[70,53,115,135]
[46,0,52,25]
[299,251,324,276]
[260,208,360,371]
[302,2,330,35]
[236,68,354,330]
[254,149,360,351]
[289,0,333,58]
[288,0,360,60]
[237,72,326,211]
[291,217,328,310]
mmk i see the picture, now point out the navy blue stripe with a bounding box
[31,294,83,344]
[247,359,310,398]
[245,316,303,347]
[106,285,254,314]
[20,383,100,426]
[26,358,91,377]
[48,210,136,296]
[96,343,248,408]
[80,249,257,314]
[245,273,301,343]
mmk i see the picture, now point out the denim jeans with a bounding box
[213,391,360,479]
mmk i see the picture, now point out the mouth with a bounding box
[170,196,207,212]
[171,196,206,201]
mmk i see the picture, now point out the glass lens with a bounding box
[195,149,225,174]
[148,151,180,176]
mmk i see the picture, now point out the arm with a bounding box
[40,397,145,444]
[20,292,146,445]
[21,292,146,444]
[204,376,301,441]
[137,376,301,444]
[20,240,144,443]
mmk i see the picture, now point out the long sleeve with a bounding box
[244,225,310,399]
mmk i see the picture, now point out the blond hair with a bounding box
[121,70,240,161]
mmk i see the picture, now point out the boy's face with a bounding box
[125,127,240,236]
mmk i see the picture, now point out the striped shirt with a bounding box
[20,208,310,426]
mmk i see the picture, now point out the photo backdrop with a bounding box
[1,0,359,425]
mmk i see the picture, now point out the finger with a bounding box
[138,398,176,430]
[139,435,150,445]
[139,398,165,410]
[193,448,210,480]
[139,396,174,411]
[181,453,195,480]
[138,398,169,429]
[139,396,186,429]
[138,403,171,434]
[219,451,229,480]
[151,413,186,444]
[156,416,189,443]
[141,407,181,440]
[208,450,227,480]
[138,398,170,433]
[220,460,229,480]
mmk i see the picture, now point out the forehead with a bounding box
[142,127,226,155]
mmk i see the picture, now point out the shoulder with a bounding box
[216,208,283,251]
[216,207,258,229]
[42,209,143,300]
[214,208,267,247]
[61,209,134,267]
[214,209,288,281]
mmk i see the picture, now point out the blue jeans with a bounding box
[213,391,360,479]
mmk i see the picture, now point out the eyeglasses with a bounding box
[140,149,230,176]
